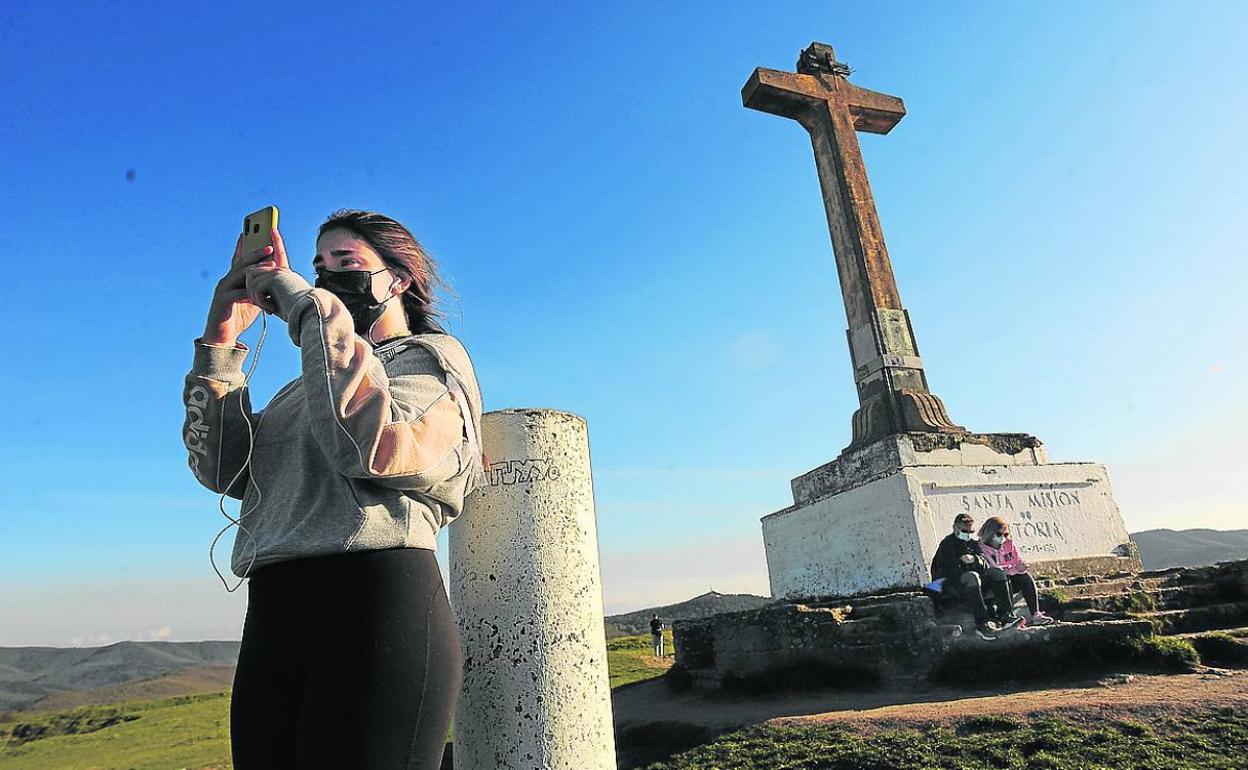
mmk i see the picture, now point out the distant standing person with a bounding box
[650,614,666,657]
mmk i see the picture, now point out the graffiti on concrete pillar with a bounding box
[487,458,561,486]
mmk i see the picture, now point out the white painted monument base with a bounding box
[449,409,616,770]
[762,433,1136,600]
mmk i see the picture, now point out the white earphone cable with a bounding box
[208,310,268,592]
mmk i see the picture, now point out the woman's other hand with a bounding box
[960,554,975,564]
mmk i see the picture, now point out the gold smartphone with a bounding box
[240,206,280,311]
[241,205,279,256]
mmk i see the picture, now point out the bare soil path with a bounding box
[613,668,1248,735]
[774,669,1248,732]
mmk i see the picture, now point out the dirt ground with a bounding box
[774,669,1248,733]
[612,667,1248,735]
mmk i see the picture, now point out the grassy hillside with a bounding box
[0,631,674,769]
[0,692,231,770]
[27,666,237,713]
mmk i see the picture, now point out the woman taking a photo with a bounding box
[977,516,1056,627]
[181,209,485,769]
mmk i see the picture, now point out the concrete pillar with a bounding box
[449,409,616,770]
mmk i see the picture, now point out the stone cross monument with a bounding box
[744,42,962,448]
[743,44,1139,600]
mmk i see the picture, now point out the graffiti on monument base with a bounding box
[1012,510,1067,555]
[487,458,561,486]
[938,487,1087,556]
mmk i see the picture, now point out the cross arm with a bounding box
[843,84,906,134]
[741,67,828,121]
[743,67,906,135]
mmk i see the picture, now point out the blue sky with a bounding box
[2,2,1245,645]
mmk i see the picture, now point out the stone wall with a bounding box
[672,559,1248,693]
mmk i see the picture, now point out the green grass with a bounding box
[0,631,674,769]
[641,708,1248,770]
[1124,636,1201,671]
[608,629,675,689]
[1189,632,1248,666]
[1039,587,1069,606]
[1107,592,1157,614]
[0,705,140,747]
[0,692,231,770]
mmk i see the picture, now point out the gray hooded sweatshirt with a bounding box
[181,270,485,578]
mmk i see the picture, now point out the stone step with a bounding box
[1175,625,1248,640]
[1059,583,1226,614]
[954,618,1153,648]
[1060,608,1121,623]
[1141,561,1248,587]
[927,619,1157,684]
[1143,584,1226,610]
[1176,627,1248,667]
[1059,601,1248,633]
[1145,602,1248,635]
[1038,575,1171,601]
[1036,562,1247,598]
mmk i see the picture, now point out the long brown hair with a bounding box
[318,209,451,335]
[978,516,1010,545]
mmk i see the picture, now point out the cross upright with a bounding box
[743,42,964,449]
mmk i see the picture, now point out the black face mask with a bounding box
[314,267,399,341]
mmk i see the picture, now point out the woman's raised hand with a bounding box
[202,231,282,346]
[241,227,293,317]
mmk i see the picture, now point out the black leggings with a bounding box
[945,570,1012,624]
[983,569,1041,616]
[1008,571,1041,615]
[230,547,462,769]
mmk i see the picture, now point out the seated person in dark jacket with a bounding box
[930,513,1020,639]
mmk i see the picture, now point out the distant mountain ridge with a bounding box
[604,590,771,638]
[1131,528,1248,571]
[0,640,240,712]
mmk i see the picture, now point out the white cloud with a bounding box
[142,626,174,641]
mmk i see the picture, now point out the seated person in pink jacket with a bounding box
[977,516,1055,626]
